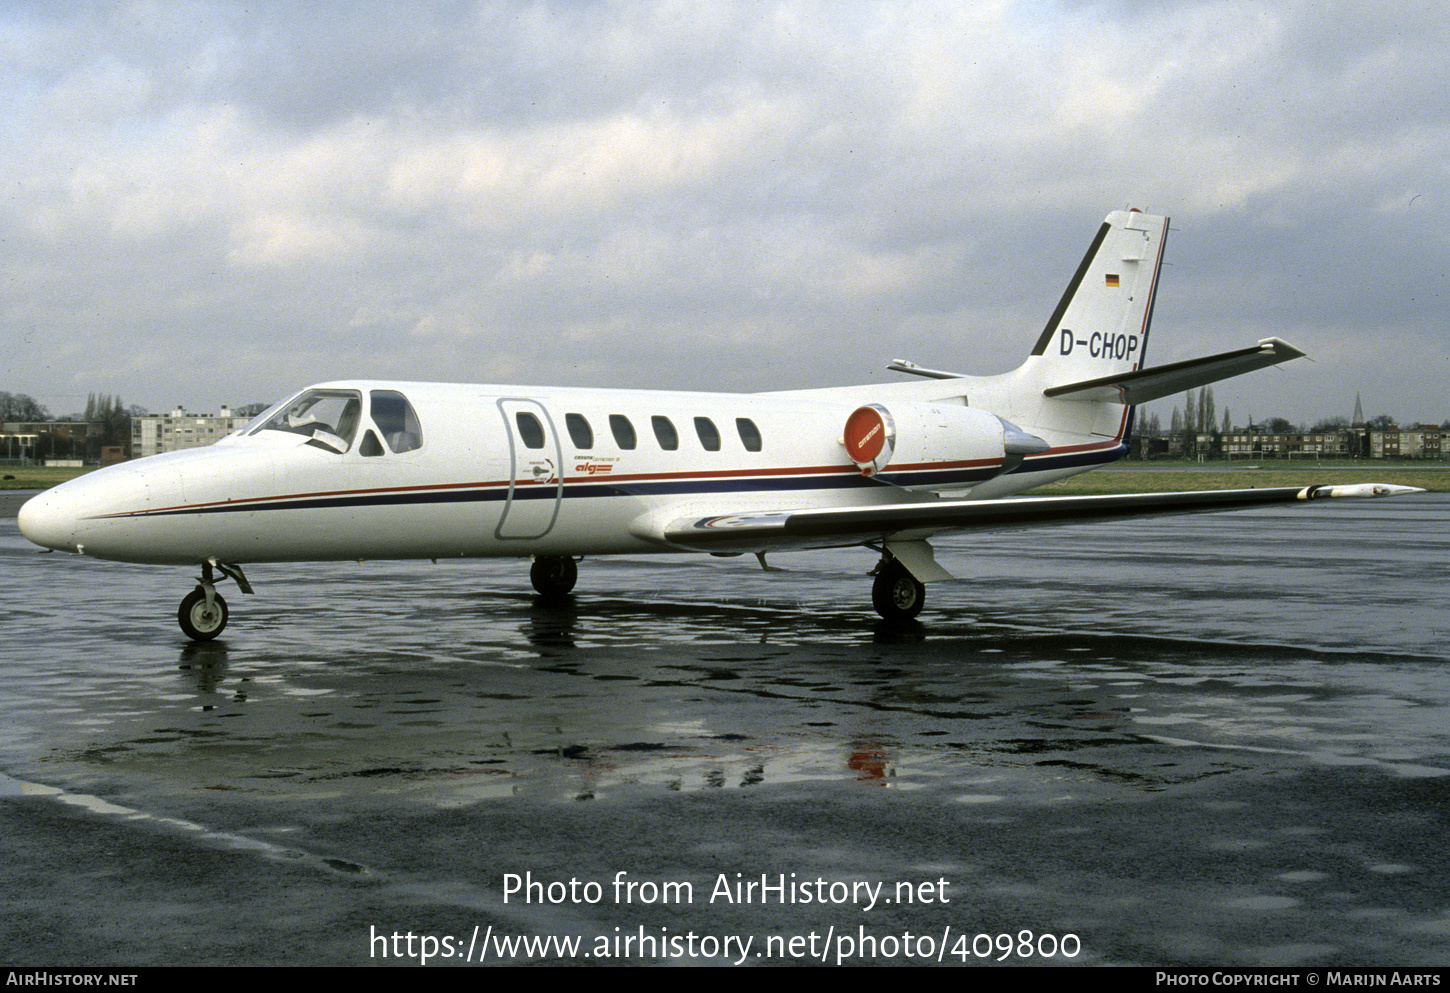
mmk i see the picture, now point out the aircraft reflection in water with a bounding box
[18,209,1419,639]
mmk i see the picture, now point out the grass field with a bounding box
[1023,463,1449,495]
[4,461,1446,494]
[0,466,94,490]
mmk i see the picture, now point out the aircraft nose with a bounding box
[17,488,80,553]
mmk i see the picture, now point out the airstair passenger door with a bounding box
[495,398,563,540]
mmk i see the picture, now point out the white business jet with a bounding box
[18,209,1418,640]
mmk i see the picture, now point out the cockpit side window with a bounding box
[369,390,424,453]
[249,389,363,454]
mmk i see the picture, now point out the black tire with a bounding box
[871,561,925,621]
[178,587,228,641]
[530,556,578,597]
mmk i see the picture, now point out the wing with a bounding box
[661,484,1422,555]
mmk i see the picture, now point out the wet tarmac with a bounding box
[2,492,1448,966]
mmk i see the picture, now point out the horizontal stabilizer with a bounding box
[1044,337,1306,404]
[663,483,1422,554]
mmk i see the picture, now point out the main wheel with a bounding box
[530,556,578,597]
[179,587,228,641]
[871,561,925,621]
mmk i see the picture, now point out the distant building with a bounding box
[0,428,40,463]
[1372,424,1443,460]
[2,420,103,464]
[1220,428,1357,459]
[131,406,251,458]
[1139,422,1446,461]
[1370,426,1401,459]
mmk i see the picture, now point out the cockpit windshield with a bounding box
[248,389,362,454]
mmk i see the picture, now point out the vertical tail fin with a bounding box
[994,209,1170,455]
[1027,209,1170,386]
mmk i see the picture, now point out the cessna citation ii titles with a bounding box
[19,209,1419,640]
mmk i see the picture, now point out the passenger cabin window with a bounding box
[565,413,593,449]
[694,417,721,451]
[515,411,546,449]
[651,415,679,451]
[609,414,637,450]
[360,431,385,457]
[249,389,362,454]
[369,390,423,453]
[736,417,762,453]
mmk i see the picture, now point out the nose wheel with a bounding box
[176,560,252,641]
[179,586,229,640]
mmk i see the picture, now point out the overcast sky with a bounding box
[3,0,1445,427]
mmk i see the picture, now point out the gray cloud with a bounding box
[3,0,1446,425]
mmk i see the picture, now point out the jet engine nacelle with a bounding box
[843,401,1050,490]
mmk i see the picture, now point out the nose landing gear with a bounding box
[178,560,252,641]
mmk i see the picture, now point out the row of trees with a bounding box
[1,391,143,426]
[1161,386,1443,438]
[0,391,50,422]
[1129,388,1226,458]
[82,393,138,454]
[2,392,135,463]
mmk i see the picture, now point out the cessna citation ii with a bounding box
[19,209,1420,640]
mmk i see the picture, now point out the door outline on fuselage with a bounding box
[494,397,563,540]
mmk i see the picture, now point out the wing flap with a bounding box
[663,484,1422,553]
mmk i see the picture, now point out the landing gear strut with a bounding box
[177,560,252,641]
[871,558,925,622]
[530,555,579,598]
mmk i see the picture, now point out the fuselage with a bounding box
[19,208,1170,578]
[17,376,1128,567]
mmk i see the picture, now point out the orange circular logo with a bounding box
[844,406,889,466]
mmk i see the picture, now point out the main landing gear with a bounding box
[177,560,252,641]
[871,557,926,622]
[530,555,579,598]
